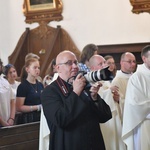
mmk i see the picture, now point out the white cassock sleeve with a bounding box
[39,107,50,150]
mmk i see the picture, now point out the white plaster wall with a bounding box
[1,0,150,65]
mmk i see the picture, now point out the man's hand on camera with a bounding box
[90,82,101,101]
[73,73,86,96]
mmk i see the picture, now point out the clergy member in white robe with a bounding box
[111,52,136,122]
[99,83,126,150]
[122,64,150,150]
[122,45,150,150]
[111,70,132,122]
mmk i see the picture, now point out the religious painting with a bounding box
[27,0,55,11]
[23,0,63,23]
[30,0,53,5]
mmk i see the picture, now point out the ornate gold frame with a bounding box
[23,0,63,24]
[130,0,150,14]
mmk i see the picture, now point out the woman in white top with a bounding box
[0,60,15,127]
[4,64,20,98]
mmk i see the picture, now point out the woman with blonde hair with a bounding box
[16,57,44,124]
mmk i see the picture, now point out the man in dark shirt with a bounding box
[41,50,112,150]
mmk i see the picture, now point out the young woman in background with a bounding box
[16,57,44,124]
[4,64,20,98]
[0,60,15,127]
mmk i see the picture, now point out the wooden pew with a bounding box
[0,122,40,150]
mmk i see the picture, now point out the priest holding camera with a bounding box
[41,50,112,150]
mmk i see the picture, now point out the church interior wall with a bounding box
[1,0,150,64]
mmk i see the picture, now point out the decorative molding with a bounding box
[130,0,150,14]
[31,21,55,39]
[23,0,63,24]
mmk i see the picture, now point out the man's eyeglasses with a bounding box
[57,60,78,66]
[123,60,136,64]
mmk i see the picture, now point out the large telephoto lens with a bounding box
[84,66,113,83]
[84,71,100,83]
